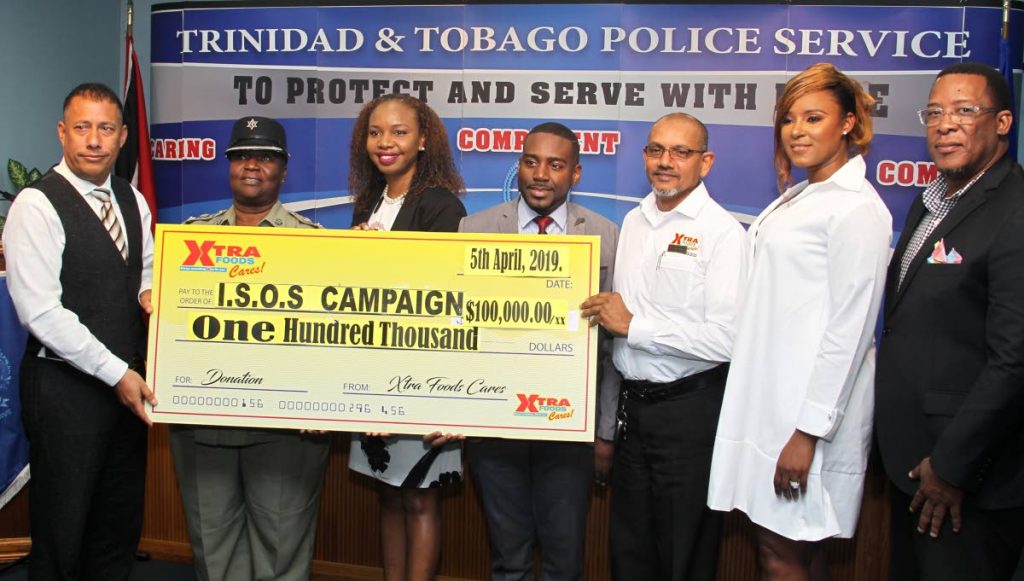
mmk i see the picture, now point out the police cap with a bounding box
[225,116,288,157]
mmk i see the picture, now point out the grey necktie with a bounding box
[90,188,127,261]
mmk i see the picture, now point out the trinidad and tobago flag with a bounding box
[115,31,157,230]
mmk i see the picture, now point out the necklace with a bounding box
[381,185,407,205]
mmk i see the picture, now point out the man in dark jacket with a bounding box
[876,62,1024,581]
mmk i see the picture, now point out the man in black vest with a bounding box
[3,83,156,580]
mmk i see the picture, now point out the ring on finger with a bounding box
[789,480,800,490]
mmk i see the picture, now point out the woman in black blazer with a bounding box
[347,93,466,581]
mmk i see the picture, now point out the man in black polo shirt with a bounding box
[3,82,155,580]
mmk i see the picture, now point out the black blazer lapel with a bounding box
[391,196,417,232]
[889,158,1011,312]
[885,199,926,316]
[893,192,985,303]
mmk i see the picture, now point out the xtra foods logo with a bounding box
[514,393,575,421]
[181,240,262,273]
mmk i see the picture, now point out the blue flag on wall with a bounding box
[0,278,29,508]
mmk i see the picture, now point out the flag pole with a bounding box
[115,0,159,228]
[1003,0,1011,41]
[125,0,134,94]
[127,0,134,38]
[1002,0,1018,159]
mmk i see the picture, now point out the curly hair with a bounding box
[349,94,465,218]
[774,63,876,192]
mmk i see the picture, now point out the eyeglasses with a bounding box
[642,144,706,161]
[917,105,1000,127]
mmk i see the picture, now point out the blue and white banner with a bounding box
[149,2,1023,233]
[0,277,29,508]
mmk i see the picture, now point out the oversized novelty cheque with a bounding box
[147,224,600,442]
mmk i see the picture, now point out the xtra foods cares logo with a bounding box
[181,240,263,273]
[514,393,575,421]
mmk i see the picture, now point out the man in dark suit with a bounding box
[458,122,619,581]
[875,62,1024,581]
[2,83,155,580]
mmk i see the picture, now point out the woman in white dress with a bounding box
[708,63,892,579]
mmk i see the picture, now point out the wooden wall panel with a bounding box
[0,486,30,565]
[717,512,760,580]
[0,488,28,539]
[583,487,612,580]
[0,426,891,580]
[141,424,190,547]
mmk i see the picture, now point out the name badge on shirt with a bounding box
[668,232,700,257]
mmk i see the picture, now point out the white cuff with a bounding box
[625,316,655,351]
[97,359,130,388]
[795,399,843,441]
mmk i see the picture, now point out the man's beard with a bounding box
[939,165,968,180]
[652,186,680,198]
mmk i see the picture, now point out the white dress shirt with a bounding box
[708,155,892,540]
[3,158,154,386]
[517,197,568,235]
[612,182,748,383]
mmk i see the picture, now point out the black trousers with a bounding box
[610,375,725,581]
[466,439,593,581]
[20,357,147,581]
[890,486,1024,581]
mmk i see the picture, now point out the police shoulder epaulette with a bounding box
[184,208,228,224]
[288,209,321,228]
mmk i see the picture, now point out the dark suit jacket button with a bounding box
[882,327,892,336]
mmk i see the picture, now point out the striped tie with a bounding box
[91,188,127,261]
